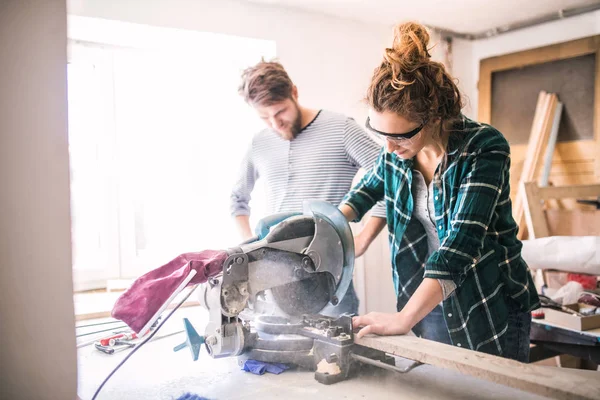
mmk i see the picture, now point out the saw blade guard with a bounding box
[302,200,355,315]
[252,200,355,314]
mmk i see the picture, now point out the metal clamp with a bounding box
[350,353,423,374]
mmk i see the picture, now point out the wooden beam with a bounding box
[536,183,600,200]
[355,334,600,400]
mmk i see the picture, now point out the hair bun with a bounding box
[384,22,431,69]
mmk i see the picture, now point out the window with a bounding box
[68,20,275,290]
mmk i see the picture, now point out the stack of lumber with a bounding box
[513,91,563,239]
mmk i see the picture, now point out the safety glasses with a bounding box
[365,116,427,143]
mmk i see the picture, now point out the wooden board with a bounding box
[514,92,559,237]
[356,334,600,400]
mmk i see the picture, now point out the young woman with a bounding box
[340,22,539,362]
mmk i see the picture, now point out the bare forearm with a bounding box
[399,278,444,329]
[359,217,386,244]
[234,215,253,240]
[339,204,358,222]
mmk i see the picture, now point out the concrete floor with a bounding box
[77,307,551,400]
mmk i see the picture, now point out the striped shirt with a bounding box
[342,115,539,357]
[231,110,386,218]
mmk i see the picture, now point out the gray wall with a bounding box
[0,1,77,399]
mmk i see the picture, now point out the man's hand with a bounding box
[352,312,412,339]
[234,215,254,241]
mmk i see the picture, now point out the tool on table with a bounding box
[539,294,585,317]
[113,339,136,348]
[189,200,409,384]
[99,332,138,347]
[94,343,115,355]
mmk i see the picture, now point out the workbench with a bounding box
[530,318,600,363]
[76,307,587,400]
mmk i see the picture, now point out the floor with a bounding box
[77,306,552,400]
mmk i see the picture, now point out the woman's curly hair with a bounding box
[367,22,463,131]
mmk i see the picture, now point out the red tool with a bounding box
[99,332,138,346]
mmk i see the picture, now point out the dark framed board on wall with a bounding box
[478,35,600,187]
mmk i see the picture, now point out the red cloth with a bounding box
[112,250,228,333]
[567,273,598,290]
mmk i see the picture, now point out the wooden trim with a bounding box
[356,334,600,400]
[479,36,600,75]
[477,35,600,178]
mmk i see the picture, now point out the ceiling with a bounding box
[247,0,600,35]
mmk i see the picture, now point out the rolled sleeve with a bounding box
[341,150,386,222]
[230,144,258,217]
[342,118,386,219]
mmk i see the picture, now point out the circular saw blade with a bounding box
[270,272,332,316]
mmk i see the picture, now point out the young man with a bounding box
[231,60,386,316]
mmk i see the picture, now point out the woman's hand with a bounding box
[352,312,413,339]
[353,232,369,258]
[351,217,387,258]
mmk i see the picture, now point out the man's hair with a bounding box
[239,60,294,106]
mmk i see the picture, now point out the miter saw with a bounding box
[195,200,405,384]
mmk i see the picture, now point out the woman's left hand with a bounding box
[352,312,413,339]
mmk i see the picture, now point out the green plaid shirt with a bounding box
[343,115,539,357]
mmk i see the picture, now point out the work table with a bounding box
[77,307,557,400]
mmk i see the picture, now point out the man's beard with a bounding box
[279,104,303,141]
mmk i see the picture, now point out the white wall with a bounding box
[0,1,77,399]
[453,10,600,119]
[67,0,417,314]
[68,0,392,123]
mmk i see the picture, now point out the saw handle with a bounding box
[254,211,301,240]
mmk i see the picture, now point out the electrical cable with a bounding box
[90,284,199,400]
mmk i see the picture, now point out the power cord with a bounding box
[91,284,199,400]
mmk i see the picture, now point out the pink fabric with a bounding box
[112,250,228,333]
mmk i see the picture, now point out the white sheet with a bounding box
[521,236,600,275]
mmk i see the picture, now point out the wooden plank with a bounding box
[595,50,600,178]
[515,93,559,238]
[478,61,493,124]
[355,334,600,400]
[540,101,563,186]
[511,91,549,225]
[522,182,549,239]
[546,209,600,236]
[537,183,600,200]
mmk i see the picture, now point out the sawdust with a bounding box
[316,359,342,376]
